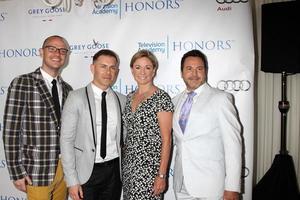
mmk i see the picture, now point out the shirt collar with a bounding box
[91,83,111,97]
[40,67,60,83]
[185,82,207,96]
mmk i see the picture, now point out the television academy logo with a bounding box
[216,0,248,4]
[74,0,115,9]
[217,80,251,91]
[94,0,114,9]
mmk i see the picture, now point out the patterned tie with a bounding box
[51,79,61,121]
[179,91,196,133]
[100,91,107,159]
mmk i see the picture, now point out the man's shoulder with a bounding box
[211,86,232,98]
[64,87,87,106]
[61,80,73,91]
[173,92,183,99]
[69,87,86,96]
[172,91,184,105]
[111,90,127,108]
[9,68,40,86]
[207,86,233,104]
[114,90,126,99]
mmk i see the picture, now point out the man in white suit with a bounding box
[172,50,242,200]
[60,49,126,200]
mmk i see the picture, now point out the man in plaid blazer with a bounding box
[2,35,73,200]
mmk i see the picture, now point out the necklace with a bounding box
[131,86,156,112]
[135,86,156,101]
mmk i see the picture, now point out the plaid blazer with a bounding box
[2,68,72,186]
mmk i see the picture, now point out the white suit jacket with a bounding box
[172,83,242,198]
[60,83,126,187]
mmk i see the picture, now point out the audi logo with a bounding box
[216,0,248,4]
[217,80,251,91]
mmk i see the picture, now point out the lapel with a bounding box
[33,68,59,127]
[85,85,122,148]
[86,84,97,146]
[60,77,69,108]
[174,91,186,137]
[183,83,211,137]
[111,90,122,144]
[174,83,211,137]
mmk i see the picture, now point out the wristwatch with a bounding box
[158,173,167,179]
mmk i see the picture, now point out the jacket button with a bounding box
[92,149,95,152]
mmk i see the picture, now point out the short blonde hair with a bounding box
[130,49,158,70]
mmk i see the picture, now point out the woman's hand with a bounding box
[152,176,167,196]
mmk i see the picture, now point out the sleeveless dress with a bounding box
[122,88,174,200]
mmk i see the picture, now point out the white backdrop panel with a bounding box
[0,0,254,199]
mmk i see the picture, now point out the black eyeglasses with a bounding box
[44,45,69,55]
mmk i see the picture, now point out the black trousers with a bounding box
[82,158,121,200]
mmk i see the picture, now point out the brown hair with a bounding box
[93,49,120,67]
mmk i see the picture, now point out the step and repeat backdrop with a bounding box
[0,0,254,199]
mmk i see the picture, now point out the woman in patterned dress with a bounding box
[122,49,174,200]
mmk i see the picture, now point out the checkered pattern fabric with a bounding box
[2,68,72,186]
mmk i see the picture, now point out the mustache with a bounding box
[188,76,201,80]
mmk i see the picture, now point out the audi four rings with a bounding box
[217,80,251,91]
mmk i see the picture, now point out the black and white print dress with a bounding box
[122,88,174,200]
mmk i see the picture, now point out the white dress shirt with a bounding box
[40,67,62,107]
[91,83,119,163]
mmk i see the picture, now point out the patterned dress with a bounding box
[122,88,174,200]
